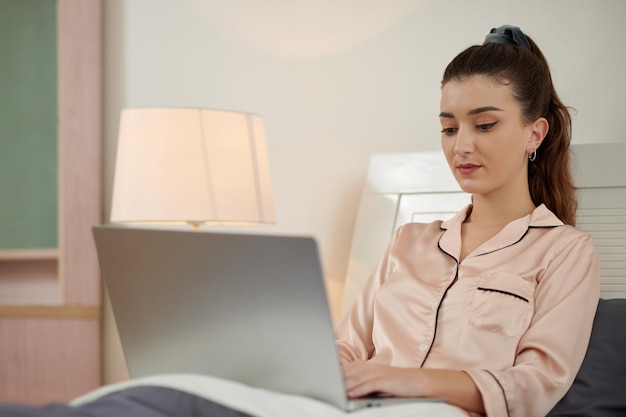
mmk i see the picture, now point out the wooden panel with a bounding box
[0,250,60,305]
[57,0,103,306]
[0,317,100,404]
[0,259,59,305]
[0,306,99,318]
[0,0,102,406]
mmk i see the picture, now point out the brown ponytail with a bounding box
[442,30,577,225]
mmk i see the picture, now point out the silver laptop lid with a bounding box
[93,225,349,409]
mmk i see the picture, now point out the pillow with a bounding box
[547,298,626,417]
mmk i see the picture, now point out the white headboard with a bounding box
[342,143,626,312]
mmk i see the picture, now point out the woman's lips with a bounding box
[457,164,481,175]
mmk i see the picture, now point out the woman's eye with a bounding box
[477,121,498,132]
[440,127,458,135]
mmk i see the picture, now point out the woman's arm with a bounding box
[335,227,404,362]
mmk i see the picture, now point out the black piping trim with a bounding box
[473,224,560,258]
[420,233,459,367]
[420,266,457,367]
[477,287,529,303]
[484,370,511,417]
[437,227,458,263]
[475,228,530,257]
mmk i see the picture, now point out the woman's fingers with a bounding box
[343,361,403,398]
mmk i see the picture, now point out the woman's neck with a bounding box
[466,194,536,226]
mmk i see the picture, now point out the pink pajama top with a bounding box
[336,204,600,417]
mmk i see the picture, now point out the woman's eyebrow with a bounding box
[439,106,504,119]
[467,106,504,115]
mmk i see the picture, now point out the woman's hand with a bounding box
[342,361,486,415]
[342,360,425,398]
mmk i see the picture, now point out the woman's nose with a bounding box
[454,127,474,155]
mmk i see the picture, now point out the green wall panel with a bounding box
[0,0,57,249]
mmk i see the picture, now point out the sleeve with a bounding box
[465,232,601,417]
[334,227,403,364]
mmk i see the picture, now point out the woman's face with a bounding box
[439,75,541,201]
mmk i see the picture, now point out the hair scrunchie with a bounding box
[483,25,531,50]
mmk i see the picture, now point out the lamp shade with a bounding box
[110,108,275,226]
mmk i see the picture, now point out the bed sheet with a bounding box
[71,374,467,417]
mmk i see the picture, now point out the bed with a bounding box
[1,143,624,417]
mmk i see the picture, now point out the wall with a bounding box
[103,0,626,384]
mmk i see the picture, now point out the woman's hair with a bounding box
[441,27,577,226]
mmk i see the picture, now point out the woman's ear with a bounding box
[529,117,549,151]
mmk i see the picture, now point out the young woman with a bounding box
[336,25,600,417]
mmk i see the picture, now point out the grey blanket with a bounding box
[0,386,254,417]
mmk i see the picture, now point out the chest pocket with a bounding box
[469,272,535,337]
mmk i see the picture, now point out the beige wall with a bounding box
[102,0,626,384]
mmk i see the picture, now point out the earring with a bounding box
[529,149,537,162]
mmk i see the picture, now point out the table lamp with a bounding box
[110,108,275,230]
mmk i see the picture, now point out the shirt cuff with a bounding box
[464,369,509,417]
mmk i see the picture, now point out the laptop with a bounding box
[93,225,441,411]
